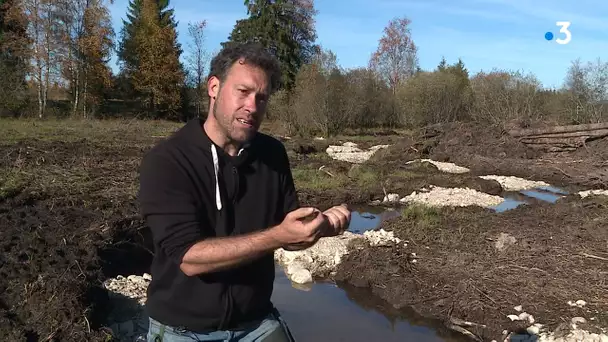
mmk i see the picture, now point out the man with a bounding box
[138,42,351,342]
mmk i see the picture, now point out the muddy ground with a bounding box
[335,197,608,341]
[0,120,606,341]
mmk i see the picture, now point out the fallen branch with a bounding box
[580,253,608,261]
[318,165,334,177]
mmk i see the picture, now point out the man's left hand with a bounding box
[322,204,351,237]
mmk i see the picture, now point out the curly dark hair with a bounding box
[208,42,282,93]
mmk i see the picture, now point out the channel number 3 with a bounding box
[555,21,572,45]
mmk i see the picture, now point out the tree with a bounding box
[117,0,180,80]
[78,0,114,116]
[437,56,447,71]
[23,0,63,118]
[369,16,418,92]
[311,45,338,77]
[564,58,608,123]
[131,0,184,119]
[0,0,31,115]
[54,0,114,117]
[186,20,208,117]
[223,0,318,90]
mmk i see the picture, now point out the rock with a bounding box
[326,142,390,163]
[478,175,550,191]
[287,265,313,284]
[568,300,587,308]
[383,193,400,203]
[571,317,587,324]
[405,159,470,174]
[578,189,608,198]
[142,273,152,281]
[495,233,517,252]
[400,185,504,208]
[363,229,401,246]
[507,314,520,321]
[514,305,523,312]
[275,232,364,282]
[527,325,540,335]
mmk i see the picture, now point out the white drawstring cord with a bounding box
[211,144,222,211]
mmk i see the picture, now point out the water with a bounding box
[348,208,401,233]
[271,267,453,342]
[493,197,528,212]
[491,185,569,212]
[519,190,562,203]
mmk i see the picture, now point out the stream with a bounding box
[270,186,571,341]
[270,209,461,342]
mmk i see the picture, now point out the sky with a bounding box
[107,0,608,89]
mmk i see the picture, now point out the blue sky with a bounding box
[108,0,607,89]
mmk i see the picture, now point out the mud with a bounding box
[334,196,608,341]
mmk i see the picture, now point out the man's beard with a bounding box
[212,96,252,144]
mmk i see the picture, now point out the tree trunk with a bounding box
[508,122,608,137]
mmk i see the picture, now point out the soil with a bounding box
[0,139,152,341]
[334,195,608,341]
[1,121,606,341]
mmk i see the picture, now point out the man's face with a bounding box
[208,60,270,144]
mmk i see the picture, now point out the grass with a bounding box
[291,168,349,190]
[400,203,441,229]
[0,169,28,200]
[0,117,182,144]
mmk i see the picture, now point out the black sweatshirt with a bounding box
[138,118,299,332]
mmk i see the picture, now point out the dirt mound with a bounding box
[367,122,539,169]
[335,196,608,341]
[571,136,608,160]
[426,122,541,161]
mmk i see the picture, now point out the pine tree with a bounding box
[223,0,318,90]
[130,0,184,119]
[117,0,180,77]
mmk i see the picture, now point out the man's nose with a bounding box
[244,93,257,113]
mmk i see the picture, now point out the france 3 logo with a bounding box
[545,21,572,45]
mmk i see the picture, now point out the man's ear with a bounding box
[207,76,220,99]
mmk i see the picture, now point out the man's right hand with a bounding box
[273,207,328,246]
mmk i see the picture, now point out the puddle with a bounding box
[492,197,528,212]
[348,208,401,233]
[271,267,458,342]
[519,189,562,203]
[491,185,569,212]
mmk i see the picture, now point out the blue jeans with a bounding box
[146,311,295,342]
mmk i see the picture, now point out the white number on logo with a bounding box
[555,21,571,45]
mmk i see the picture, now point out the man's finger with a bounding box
[333,205,351,219]
[293,207,320,221]
[324,211,339,230]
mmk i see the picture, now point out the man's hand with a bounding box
[322,204,351,237]
[272,207,328,246]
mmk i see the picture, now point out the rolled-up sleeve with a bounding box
[138,152,203,265]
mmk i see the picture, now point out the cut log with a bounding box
[526,143,579,152]
[519,137,587,145]
[508,122,608,137]
[522,129,608,140]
